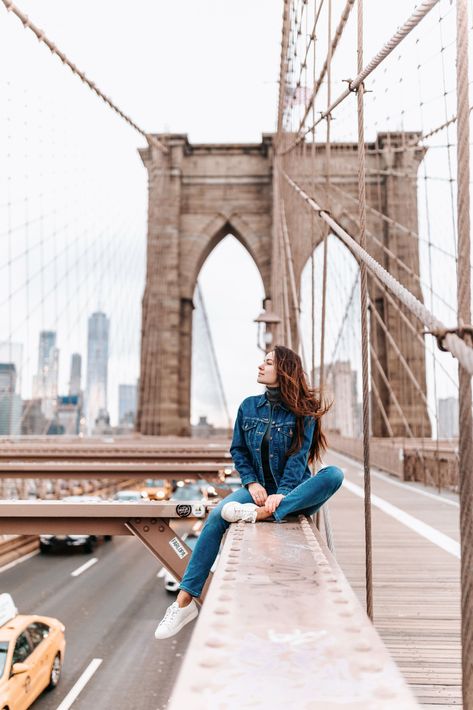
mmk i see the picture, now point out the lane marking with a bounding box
[0,549,39,575]
[342,479,460,559]
[331,450,459,507]
[70,558,98,577]
[56,658,103,710]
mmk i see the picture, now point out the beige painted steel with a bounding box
[126,519,211,603]
[0,500,213,602]
[0,437,232,462]
[0,500,212,535]
[0,462,226,479]
[168,517,418,709]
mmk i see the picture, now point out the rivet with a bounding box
[359,663,383,673]
[159,525,165,532]
[134,518,141,524]
[190,683,207,692]
[374,686,397,699]
[205,637,226,648]
[198,655,221,668]
[150,518,157,524]
[143,525,150,532]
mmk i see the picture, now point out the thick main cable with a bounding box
[283,172,473,376]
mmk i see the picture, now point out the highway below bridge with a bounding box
[0,521,196,710]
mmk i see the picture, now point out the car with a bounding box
[0,593,66,710]
[171,483,205,503]
[113,490,146,502]
[140,479,172,501]
[39,495,112,553]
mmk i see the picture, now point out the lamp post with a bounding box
[254,298,281,353]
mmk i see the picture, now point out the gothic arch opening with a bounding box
[191,234,265,434]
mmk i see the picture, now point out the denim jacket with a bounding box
[229,392,316,495]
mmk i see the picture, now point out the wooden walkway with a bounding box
[327,450,462,708]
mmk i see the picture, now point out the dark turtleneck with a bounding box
[260,385,281,493]
[265,385,281,404]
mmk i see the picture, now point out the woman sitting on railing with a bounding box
[154,345,344,639]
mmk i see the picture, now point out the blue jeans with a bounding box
[179,465,344,598]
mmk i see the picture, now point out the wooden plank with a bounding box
[328,452,462,708]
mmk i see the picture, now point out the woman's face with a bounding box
[257,350,278,386]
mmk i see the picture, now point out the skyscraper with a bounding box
[32,331,59,421]
[119,384,137,426]
[0,342,23,393]
[438,397,459,439]
[86,312,110,432]
[0,363,22,435]
[69,353,82,396]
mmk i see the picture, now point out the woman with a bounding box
[154,345,344,639]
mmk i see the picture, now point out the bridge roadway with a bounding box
[0,450,461,709]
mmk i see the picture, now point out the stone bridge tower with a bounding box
[136,132,431,439]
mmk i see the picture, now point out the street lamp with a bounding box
[254,298,281,353]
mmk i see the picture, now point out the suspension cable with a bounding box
[455,1,473,704]
[1,0,167,154]
[283,171,473,376]
[281,0,441,154]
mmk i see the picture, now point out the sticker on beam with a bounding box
[169,537,188,559]
[191,503,206,518]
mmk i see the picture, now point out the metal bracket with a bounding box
[125,517,212,604]
[423,322,473,352]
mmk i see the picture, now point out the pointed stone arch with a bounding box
[182,211,270,301]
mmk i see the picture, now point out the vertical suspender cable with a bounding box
[318,0,331,393]
[456,1,473,705]
[311,1,317,388]
[357,0,373,621]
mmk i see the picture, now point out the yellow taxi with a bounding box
[140,478,172,501]
[0,593,66,710]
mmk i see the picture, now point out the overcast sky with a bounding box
[0,0,462,429]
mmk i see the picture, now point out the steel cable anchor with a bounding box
[423,320,473,352]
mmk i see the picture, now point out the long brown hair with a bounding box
[274,345,331,463]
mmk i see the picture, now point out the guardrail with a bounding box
[329,432,459,490]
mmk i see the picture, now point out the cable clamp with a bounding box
[423,321,473,352]
[343,78,357,93]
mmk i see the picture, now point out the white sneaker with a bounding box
[221,501,257,523]
[154,600,198,639]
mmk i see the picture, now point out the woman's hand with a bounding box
[264,494,285,514]
[247,482,267,506]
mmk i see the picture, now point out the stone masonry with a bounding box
[136,132,431,438]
